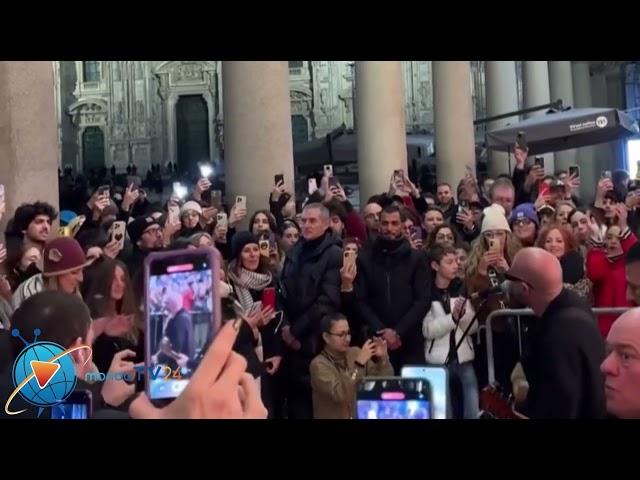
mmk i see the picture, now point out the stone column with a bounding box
[485,61,519,177]
[221,62,295,223]
[355,61,407,206]
[432,61,476,197]
[549,61,577,173]
[522,61,555,173]
[591,68,613,173]
[572,61,597,200]
[0,61,60,235]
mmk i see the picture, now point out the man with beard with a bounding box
[6,201,58,253]
[355,205,431,372]
[123,215,165,299]
[505,247,606,418]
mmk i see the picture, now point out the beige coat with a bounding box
[310,347,394,419]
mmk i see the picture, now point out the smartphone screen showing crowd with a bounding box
[144,248,221,404]
[356,377,432,419]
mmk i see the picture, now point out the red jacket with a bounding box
[586,228,637,337]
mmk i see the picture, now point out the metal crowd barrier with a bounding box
[485,307,631,385]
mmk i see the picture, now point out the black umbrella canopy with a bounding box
[486,107,639,155]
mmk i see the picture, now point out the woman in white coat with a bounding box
[423,245,479,419]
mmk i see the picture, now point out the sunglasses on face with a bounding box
[513,219,532,227]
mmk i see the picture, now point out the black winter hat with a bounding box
[231,231,259,260]
[127,215,161,245]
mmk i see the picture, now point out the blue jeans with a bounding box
[447,361,479,419]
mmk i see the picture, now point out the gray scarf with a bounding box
[227,261,273,312]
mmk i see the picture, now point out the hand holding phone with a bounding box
[409,226,423,241]
[308,178,318,196]
[343,250,357,269]
[145,248,220,403]
[210,190,222,209]
[216,212,228,229]
[173,182,188,200]
[516,131,527,150]
[235,195,247,211]
[199,163,213,178]
[259,240,270,257]
[262,287,276,310]
[108,221,127,251]
[569,165,580,179]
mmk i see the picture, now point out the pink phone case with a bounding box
[143,247,222,402]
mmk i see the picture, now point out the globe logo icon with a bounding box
[11,341,77,408]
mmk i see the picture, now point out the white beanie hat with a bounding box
[481,203,511,233]
[180,201,203,216]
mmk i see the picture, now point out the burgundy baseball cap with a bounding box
[42,237,90,277]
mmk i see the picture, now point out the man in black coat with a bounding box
[280,203,342,419]
[355,205,431,372]
[506,247,606,419]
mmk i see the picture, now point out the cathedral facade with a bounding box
[54,61,491,174]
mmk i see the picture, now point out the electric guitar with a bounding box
[480,384,528,419]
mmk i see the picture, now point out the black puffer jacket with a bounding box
[355,237,431,354]
[281,230,343,346]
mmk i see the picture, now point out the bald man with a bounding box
[158,292,194,370]
[505,247,606,419]
[600,309,640,418]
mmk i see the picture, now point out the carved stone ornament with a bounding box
[172,62,205,84]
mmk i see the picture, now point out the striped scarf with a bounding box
[227,262,273,312]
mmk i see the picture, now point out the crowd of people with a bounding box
[1,143,640,420]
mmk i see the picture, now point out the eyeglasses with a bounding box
[327,330,351,339]
[436,234,454,240]
[513,219,532,227]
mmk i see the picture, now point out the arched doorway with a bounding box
[82,126,105,174]
[176,95,210,176]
